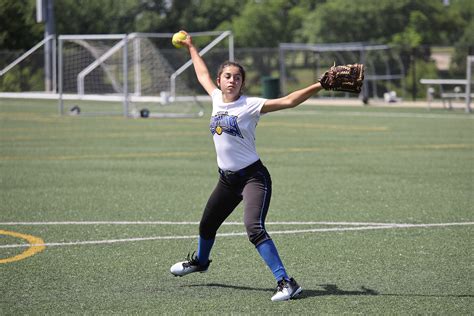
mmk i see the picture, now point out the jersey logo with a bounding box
[210,112,243,138]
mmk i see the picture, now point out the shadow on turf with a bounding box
[185,283,380,299]
[185,283,474,299]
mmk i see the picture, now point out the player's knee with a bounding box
[246,225,269,246]
[199,221,217,240]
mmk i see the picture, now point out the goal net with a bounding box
[58,31,233,117]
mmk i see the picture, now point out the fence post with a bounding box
[466,55,472,113]
[411,47,417,101]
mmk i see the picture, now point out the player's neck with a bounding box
[222,93,241,103]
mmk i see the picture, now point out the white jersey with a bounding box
[210,89,266,171]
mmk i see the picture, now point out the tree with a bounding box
[450,19,474,77]
[54,0,140,34]
[52,0,244,35]
[300,0,466,46]
[449,0,474,77]
[0,0,43,50]
[169,0,243,32]
[228,0,317,48]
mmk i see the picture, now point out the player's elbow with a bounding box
[283,97,300,109]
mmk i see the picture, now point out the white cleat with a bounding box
[271,277,302,302]
[170,252,211,277]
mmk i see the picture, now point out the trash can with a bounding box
[261,76,280,99]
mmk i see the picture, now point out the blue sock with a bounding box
[197,236,215,266]
[256,239,289,281]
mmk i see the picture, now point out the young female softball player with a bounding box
[169,31,363,301]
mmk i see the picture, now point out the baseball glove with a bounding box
[319,63,365,93]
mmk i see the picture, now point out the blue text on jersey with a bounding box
[210,113,244,138]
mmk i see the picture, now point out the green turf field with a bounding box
[1,98,473,314]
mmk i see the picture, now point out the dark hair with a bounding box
[217,61,246,84]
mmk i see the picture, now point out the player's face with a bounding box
[218,65,244,102]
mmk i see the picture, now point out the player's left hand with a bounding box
[319,63,365,94]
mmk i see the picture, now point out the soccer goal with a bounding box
[279,42,406,102]
[58,31,234,117]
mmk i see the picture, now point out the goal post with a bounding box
[58,31,234,118]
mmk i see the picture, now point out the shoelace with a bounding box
[276,279,289,291]
[183,251,199,268]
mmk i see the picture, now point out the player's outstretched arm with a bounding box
[261,63,364,113]
[261,82,323,113]
[178,31,217,96]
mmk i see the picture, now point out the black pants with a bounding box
[199,160,272,247]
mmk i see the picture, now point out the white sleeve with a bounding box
[247,97,267,117]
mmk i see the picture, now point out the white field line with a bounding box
[0,221,397,226]
[0,222,472,249]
